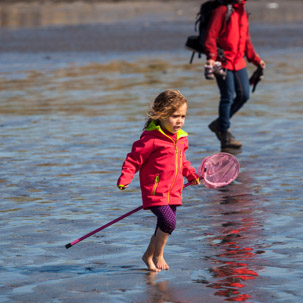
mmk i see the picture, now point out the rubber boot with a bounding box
[208,119,242,149]
[221,131,242,149]
[208,119,222,141]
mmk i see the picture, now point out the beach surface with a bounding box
[0,1,303,302]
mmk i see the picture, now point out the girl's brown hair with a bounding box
[144,89,187,129]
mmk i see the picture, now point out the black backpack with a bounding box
[185,0,233,64]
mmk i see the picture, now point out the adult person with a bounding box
[204,0,266,149]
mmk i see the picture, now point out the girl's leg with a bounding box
[142,234,161,272]
[143,205,177,271]
[153,228,170,270]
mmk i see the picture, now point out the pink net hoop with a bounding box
[197,153,240,189]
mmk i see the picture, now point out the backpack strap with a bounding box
[226,4,233,23]
[216,4,233,64]
[196,3,233,32]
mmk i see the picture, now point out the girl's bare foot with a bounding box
[142,254,161,272]
[153,229,170,270]
[154,256,169,270]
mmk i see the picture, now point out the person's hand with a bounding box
[191,178,201,186]
[118,184,129,190]
[207,59,215,67]
[205,59,215,80]
[259,59,266,69]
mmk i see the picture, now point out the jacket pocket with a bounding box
[152,173,160,196]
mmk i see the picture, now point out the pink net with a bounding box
[197,153,240,189]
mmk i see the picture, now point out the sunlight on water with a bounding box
[0,1,302,302]
[0,50,302,302]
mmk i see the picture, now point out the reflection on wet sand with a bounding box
[202,172,265,302]
[0,1,302,302]
[141,170,268,302]
[145,272,173,303]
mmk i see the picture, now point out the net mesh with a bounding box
[197,153,239,189]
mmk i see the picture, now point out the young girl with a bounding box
[117,89,200,272]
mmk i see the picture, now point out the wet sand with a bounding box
[0,1,303,303]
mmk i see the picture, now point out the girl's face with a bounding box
[160,103,187,134]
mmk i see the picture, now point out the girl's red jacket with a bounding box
[117,122,198,209]
[204,2,261,71]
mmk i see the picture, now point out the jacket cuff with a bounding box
[187,173,200,183]
[207,53,216,60]
[252,56,261,66]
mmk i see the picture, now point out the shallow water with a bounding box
[0,2,303,303]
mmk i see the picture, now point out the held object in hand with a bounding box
[65,152,239,249]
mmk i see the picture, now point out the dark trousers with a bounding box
[215,67,250,132]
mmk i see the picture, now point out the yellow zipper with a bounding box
[168,145,179,203]
[152,173,160,195]
[156,132,180,203]
[180,150,182,169]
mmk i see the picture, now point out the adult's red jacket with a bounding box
[117,121,198,209]
[204,2,261,71]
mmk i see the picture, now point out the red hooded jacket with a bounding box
[117,121,198,209]
[204,2,261,70]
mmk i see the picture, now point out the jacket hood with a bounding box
[144,121,188,140]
